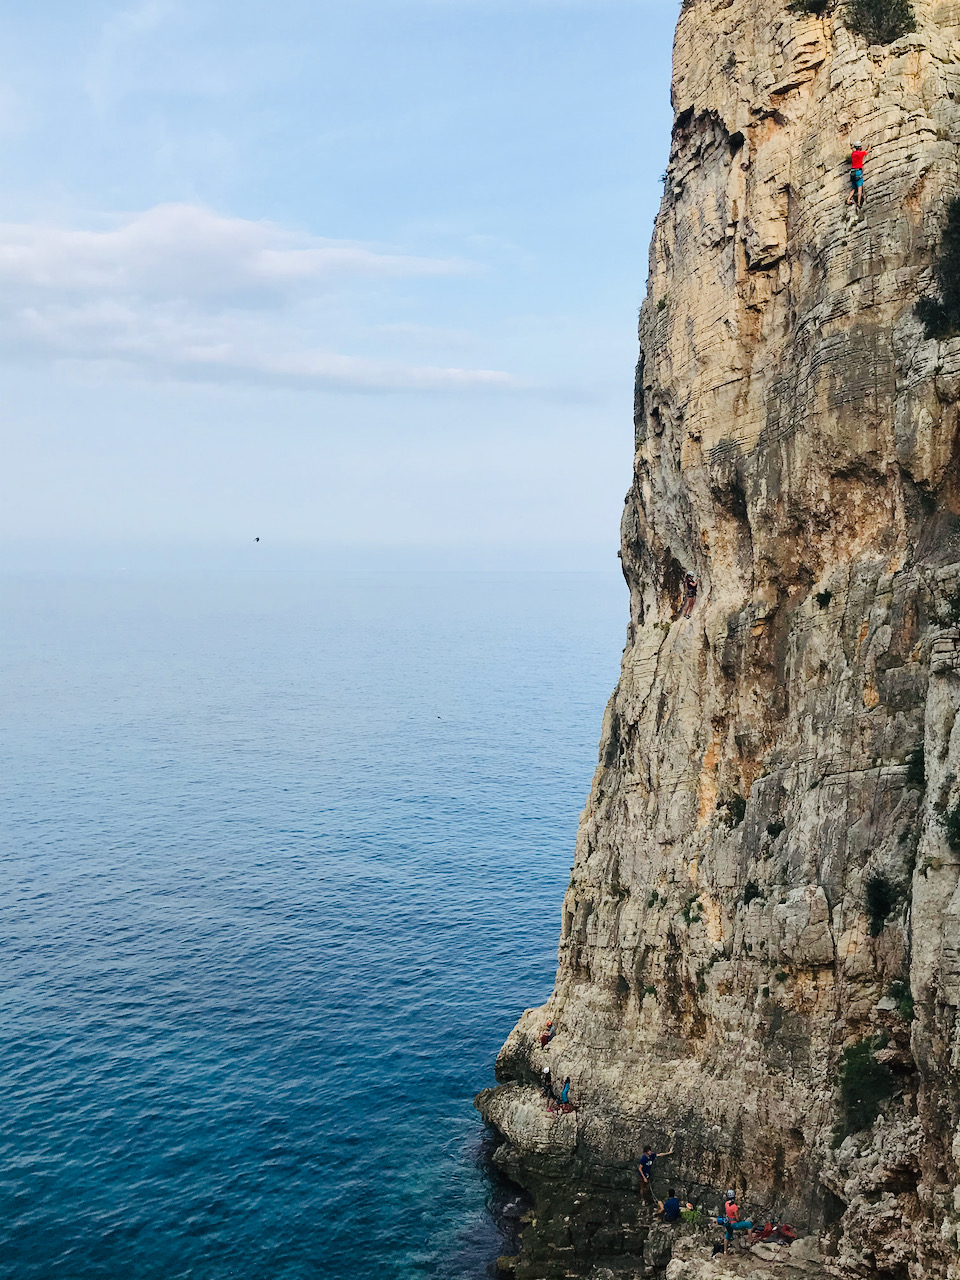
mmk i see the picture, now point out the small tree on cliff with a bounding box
[837,1039,895,1135]
[916,197,960,339]
[845,0,916,44]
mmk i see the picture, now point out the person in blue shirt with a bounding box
[638,1145,674,1199]
[661,1190,682,1223]
[559,1077,570,1105]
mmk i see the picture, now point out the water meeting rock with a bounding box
[477,0,960,1276]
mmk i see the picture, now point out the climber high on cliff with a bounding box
[682,573,698,617]
[845,141,871,208]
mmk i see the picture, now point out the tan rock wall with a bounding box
[480,1,960,1277]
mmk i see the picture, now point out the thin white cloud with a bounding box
[0,204,468,300]
[15,299,513,391]
[0,205,513,392]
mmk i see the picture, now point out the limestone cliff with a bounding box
[478,2,960,1277]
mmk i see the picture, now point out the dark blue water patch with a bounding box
[0,570,626,1280]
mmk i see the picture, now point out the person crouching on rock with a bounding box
[539,1019,553,1049]
[660,1189,682,1224]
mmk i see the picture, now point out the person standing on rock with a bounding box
[558,1076,570,1105]
[637,1145,673,1199]
[722,1190,740,1254]
[845,141,871,208]
[541,1066,552,1100]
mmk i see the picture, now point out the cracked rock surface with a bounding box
[478,0,960,1276]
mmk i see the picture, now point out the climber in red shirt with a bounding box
[846,142,871,208]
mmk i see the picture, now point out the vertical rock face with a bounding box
[478,2,960,1277]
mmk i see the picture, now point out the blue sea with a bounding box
[0,570,625,1280]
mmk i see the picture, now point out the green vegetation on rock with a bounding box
[681,895,702,925]
[844,0,916,43]
[837,1038,896,1136]
[916,198,960,339]
[905,748,925,788]
[888,980,915,1021]
[719,793,746,828]
[865,872,897,935]
[942,799,960,851]
[790,0,915,43]
[943,583,960,625]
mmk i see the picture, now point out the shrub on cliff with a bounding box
[719,793,746,828]
[916,198,960,339]
[837,1038,895,1135]
[844,0,916,44]
[681,895,702,925]
[743,880,763,906]
[865,872,897,935]
[943,799,960,851]
[943,583,960,625]
[888,980,914,1021]
[905,748,925,789]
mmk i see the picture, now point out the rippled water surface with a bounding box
[0,570,625,1280]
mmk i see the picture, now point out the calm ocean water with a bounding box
[0,570,625,1280]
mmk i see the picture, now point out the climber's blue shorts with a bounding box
[851,168,863,189]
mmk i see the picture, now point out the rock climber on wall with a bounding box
[637,1144,674,1199]
[682,573,699,616]
[846,141,871,208]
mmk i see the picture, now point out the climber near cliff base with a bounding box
[719,1190,753,1254]
[660,1189,682,1223]
[547,1076,576,1115]
[845,141,871,208]
[722,1190,739,1253]
[637,1144,673,1199]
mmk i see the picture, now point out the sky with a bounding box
[0,0,678,570]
